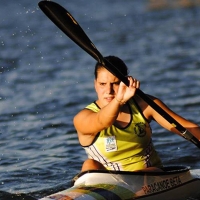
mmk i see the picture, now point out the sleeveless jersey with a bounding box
[83,98,162,171]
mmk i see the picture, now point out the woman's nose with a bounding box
[106,84,114,94]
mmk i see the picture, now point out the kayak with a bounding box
[39,166,200,200]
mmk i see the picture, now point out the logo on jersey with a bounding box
[134,122,147,137]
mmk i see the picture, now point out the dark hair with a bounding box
[94,56,129,79]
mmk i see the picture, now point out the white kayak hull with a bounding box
[39,166,200,200]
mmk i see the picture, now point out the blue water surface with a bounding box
[0,0,200,199]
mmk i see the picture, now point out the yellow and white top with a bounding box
[83,98,162,171]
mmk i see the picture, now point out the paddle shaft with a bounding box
[38,1,200,148]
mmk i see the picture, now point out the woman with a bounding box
[73,56,200,172]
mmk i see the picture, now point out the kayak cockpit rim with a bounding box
[71,165,190,185]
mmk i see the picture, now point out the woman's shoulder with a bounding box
[85,101,100,112]
[133,93,159,122]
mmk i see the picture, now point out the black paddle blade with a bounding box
[38,1,103,63]
[38,1,129,85]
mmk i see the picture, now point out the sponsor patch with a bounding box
[105,136,117,152]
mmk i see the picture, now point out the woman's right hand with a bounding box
[115,76,140,104]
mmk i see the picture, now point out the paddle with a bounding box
[38,1,200,148]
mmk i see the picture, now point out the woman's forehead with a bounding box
[97,69,120,81]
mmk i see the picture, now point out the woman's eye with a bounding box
[114,82,120,86]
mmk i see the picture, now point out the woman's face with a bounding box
[94,67,120,108]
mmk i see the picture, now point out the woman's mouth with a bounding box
[105,97,114,102]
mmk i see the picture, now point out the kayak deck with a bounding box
[39,166,200,200]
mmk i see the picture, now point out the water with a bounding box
[0,0,200,199]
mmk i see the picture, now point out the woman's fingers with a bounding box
[127,77,140,89]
